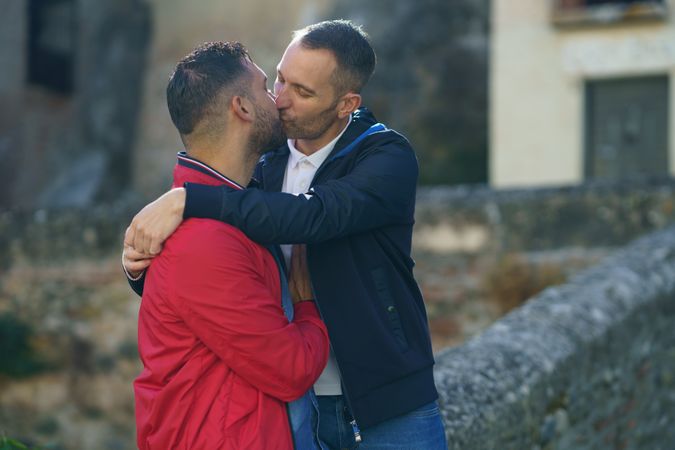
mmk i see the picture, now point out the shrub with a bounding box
[0,313,43,377]
[483,254,566,313]
[0,436,37,450]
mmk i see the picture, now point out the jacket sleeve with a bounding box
[183,139,418,244]
[168,225,330,402]
[125,269,146,297]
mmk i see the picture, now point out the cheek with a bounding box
[273,81,282,96]
[293,98,318,116]
[264,93,276,107]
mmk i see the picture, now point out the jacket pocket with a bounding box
[371,267,409,351]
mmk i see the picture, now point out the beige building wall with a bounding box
[133,0,334,196]
[491,0,675,188]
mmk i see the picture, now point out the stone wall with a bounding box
[2,0,340,209]
[412,176,674,348]
[0,180,674,449]
[413,177,675,254]
[0,0,27,208]
[2,177,672,267]
[2,0,151,209]
[434,226,675,449]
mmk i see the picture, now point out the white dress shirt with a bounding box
[281,117,351,396]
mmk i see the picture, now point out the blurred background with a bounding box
[1,0,674,448]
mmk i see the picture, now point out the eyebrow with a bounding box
[277,68,317,96]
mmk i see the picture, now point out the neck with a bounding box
[294,115,350,156]
[187,140,257,187]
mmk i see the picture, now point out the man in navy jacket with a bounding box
[124,20,447,449]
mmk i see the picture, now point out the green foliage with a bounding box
[0,436,35,450]
[330,0,490,185]
[0,313,43,377]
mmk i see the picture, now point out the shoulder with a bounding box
[351,108,414,155]
[165,219,261,265]
[159,219,275,299]
[356,130,417,172]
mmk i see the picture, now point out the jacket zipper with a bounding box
[306,255,363,445]
[304,126,386,444]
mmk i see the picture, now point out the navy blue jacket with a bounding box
[130,108,437,428]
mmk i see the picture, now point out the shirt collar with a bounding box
[174,151,245,190]
[287,114,352,170]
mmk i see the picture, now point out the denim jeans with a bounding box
[290,389,325,450]
[316,395,448,450]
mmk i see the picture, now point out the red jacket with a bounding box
[134,154,330,450]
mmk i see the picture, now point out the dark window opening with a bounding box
[584,76,669,181]
[27,0,76,94]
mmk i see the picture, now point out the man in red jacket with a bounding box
[133,41,330,449]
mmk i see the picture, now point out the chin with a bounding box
[282,127,301,140]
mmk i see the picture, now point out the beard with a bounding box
[281,99,339,140]
[250,104,287,157]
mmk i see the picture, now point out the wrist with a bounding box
[172,187,186,218]
[183,182,224,220]
[122,253,145,281]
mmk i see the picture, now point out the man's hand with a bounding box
[123,244,154,279]
[124,187,186,255]
[288,244,313,304]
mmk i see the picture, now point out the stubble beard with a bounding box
[250,105,287,157]
[281,100,340,141]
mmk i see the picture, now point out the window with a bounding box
[27,0,77,94]
[584,76,669,181]
[552,0,667,27]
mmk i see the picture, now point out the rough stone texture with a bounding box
[2,0,151,210]
[415,177,675,254]
[330,0,490,185]
[0,0,26,208]
[0,200,143,271]
[2,178,671,268]
[434,225,675,449]
[0,181,674,448]
[72,0,152,202]
[0,258,142,450]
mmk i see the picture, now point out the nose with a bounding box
[274,81,289,109]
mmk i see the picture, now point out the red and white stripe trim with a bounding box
[177,153,244,190]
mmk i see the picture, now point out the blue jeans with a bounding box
[316,395,448,449]
[290,389,324,450]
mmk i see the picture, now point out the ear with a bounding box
[336,93,362,119]
[231,95,255,123]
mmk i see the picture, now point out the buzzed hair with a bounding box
[166,41,250,138]
[293,20,376,95]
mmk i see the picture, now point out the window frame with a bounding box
[551,0,668,27]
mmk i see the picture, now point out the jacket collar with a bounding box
[327,107,377,162]
[174,151,245,190]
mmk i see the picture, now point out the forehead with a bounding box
[278,39,337,90]
[243,59,267,82]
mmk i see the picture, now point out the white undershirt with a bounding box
[281,117,351,396]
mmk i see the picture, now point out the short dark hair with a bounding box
[166,41,250,136]
[294,20,376,95]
